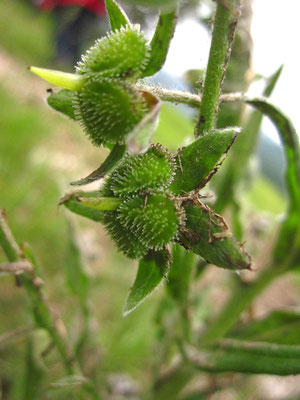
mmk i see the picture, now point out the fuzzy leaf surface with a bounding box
[170,128,239,195]
[179,202,251,270]
[123,249,169,315]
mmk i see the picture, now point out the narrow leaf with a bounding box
[123,249,170,316]
[47,89,76,120]
[71,144,126,186]
[105,0,131,31]
[170,127,239,195]
[29,67,84,91]
[142,8,178,77]
[246,98,300,213]
[60,191,106,222]
[214,66,283,213]
[228,310,300,345]
[179,202,251,271]
[246,98,300,266]
[186,341,300,375]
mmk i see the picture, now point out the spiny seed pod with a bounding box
[118,194,180,250]
[110,145,175,196]
[103,211,148,259]
[74,78,147,146]
[76,26,150,80]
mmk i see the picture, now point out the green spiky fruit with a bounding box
[103,211,148,259]
[110,145,175,196]
[118,194,180,250]
[74,78,147,146]
[76,26,149,80]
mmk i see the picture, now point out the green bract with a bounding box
[76,26,150,80]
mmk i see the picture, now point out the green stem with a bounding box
[0,210,100,398]
[139,84,243,108]
[195,0,242,136]
[200,265,285,345]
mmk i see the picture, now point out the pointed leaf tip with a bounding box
[29,66,84,91]
[123,249,170,316]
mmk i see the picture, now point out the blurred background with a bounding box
[0,0,300,399]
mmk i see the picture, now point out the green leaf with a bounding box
[70,144,126,186]
[142,8,178,77]
[213,66,283,214]
[246,98,300,214]
[105,0,131,31]
[167,244,195,305]
[123,249,170,315]
[61,191,106,222]
[47,89,76,120]
[245,98,300,266]
[186,340,300,375]
[179,202,251,271]
[228,310,300,345]
[169,127,239,195]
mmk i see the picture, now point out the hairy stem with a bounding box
[139,84,244,108]
[195,0,242,136]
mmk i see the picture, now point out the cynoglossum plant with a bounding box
[30,0,251,314]
[23,0,300,394]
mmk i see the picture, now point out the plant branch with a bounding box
[195,0,242,136]
[0,210,100,398]
[0,210,75,374]
[0,261,33,274]
[139,84,244,108]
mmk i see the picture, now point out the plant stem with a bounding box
[0,210,75,374]
[0,210,100,398]
[0,261,33,274]
[200,264,286,345]
[139,84,244,108]
[195,0,242,136]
